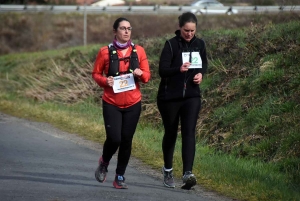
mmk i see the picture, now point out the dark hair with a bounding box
[113,17,130,30]
[178,12,197,27]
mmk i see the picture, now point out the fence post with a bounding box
[83,0,87,47]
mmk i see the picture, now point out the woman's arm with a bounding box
[199,39,208,76]
[136,46,151,83]
[158,41,181,78]
[92,48,109,88]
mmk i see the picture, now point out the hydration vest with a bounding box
[107,43,139,77]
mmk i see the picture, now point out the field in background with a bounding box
[1,12,300,55]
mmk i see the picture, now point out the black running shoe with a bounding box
[95,157,108,183]
[113,175,128,189]
[181,171,197,190]
[162,167,175,188]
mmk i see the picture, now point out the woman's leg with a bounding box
[116,101,141,175]
[180,97,201,174]
[157,99,181,169]
[102,100,123,163]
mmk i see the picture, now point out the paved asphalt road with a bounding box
[0,112,234,201]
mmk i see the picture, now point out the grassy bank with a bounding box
[1,17,300,200]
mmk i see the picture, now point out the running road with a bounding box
[0,112,233,201]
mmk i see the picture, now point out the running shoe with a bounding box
[181,171,197,190]
[162,167,175,188]
[95,157,108,183]
[113,174,128,189]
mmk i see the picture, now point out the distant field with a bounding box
[1,12,299,55]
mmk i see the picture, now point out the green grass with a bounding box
[1,19,300,201]
[0,96,299,201]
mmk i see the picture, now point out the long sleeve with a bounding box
[136,46,151,83]
[92,47,108,88]
[199,40,208,76]
[158,41,181,78]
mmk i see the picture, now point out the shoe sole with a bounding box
[181,176,197,190]
[163,182,175,188]
[113,181,128,189]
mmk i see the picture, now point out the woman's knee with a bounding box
[106,137,121,146]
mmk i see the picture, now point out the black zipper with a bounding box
[182,40,196,98]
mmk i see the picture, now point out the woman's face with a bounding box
[114,20,132,43]
[180,22,196,42]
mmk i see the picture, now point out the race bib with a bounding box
[182,52,202,68]
[112,73,136,93]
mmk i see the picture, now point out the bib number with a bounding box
[112,73,136,93]
[182,52,202,68]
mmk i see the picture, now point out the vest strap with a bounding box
[107,43,139,77]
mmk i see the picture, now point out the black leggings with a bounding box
[102,100,141,175]
[157,97,201,175]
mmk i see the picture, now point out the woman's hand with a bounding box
[106,76,114,87]
[133,68,143,77]
[180,62,190,73]
[193,73,203,84]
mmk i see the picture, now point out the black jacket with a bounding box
[157,30,208,101]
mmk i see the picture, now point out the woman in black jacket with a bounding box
[157,12,208,190]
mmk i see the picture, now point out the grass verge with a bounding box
[0,93,299,201]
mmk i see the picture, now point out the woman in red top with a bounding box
[92,17,151,189]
